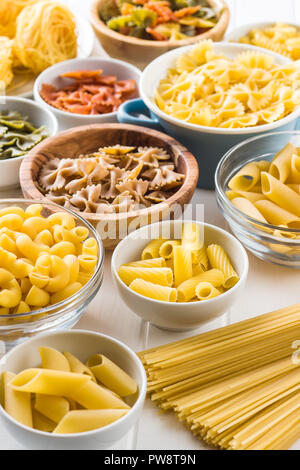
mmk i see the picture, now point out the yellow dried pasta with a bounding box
[239,23,300,61]
[118,223,239,303]
[0,204,98,316]
[226,142,300,240]
[155,40,300,128]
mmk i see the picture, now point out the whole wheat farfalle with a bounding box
[37,145,184,214]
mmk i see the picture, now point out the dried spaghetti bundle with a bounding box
[139,304,300,450]
[0,0,38,38]
[14,0,77,73]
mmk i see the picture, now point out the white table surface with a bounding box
[1,0,300,450]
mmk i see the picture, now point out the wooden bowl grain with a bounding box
[20,124,199,249]
[90,0,230,70]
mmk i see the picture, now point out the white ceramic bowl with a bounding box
[111,220,249,331]
[34,57,141,130]
[118,42,300,188]
[0,330,146,450]
[226,21,300,43]
[0,97,58,189]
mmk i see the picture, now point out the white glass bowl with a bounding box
[0,199,104,349]
[0,329,146,450]
[111,220,248,331]
[215,130,300,267]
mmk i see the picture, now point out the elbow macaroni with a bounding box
[0,205,98,315]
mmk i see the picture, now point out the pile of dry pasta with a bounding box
[0,0,77,91]
[155,40,300,128]
[226,142,300,242]
[139,304,300,450]
[2,346,137,433]
[239,23,300,60]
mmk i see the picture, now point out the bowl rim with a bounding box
[0,329,147,439]
[0,198,104,320]
[140,42,300,135]
[90,0,230,48]
[0,96,58,163]
[111,219,249,306]
[20,123,199,222]
[33,57,142,120]
[226,21,300,41]
[215,129,300,241]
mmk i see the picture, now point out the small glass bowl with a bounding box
[215,131,300,268]
[0,199,104,350]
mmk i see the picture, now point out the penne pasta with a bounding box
[34,394,70,424]
[118,266,173,287]
[53,410,128,434]
[63,351,96,381]
[290,153,300,184]
[231,197,267,223]
[87,354,137,397]
[2,371,33,427]
[228,162,261,191]
[10,369,91,395]
[39,346,71,372]
[261,172,300,217]
[32,410,56,433]
[255,200,300,228]
[269,142,295,183]
[129,279,177,302]
[2,345,138,435]
[69,379,129,410]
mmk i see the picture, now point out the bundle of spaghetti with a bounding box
[14,0,77,73]
[139,303,300,449]
[0,0,38,38]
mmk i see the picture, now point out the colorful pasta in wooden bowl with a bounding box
[0,330,146,449]
[112,219,248,330]
[117,41,300,188]
[90,0,230,70]
[215,130,300,268]
[20,123,199,249]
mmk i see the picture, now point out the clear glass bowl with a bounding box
[0,199,104,350]
[215,131,300,268]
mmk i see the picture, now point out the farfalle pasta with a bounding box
[37,145,185,214]
[0,204,98,316]
[239,23,300,61]
[155,40,300,128]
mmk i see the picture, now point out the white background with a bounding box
[0,0,300,451]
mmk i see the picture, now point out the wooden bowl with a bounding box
[90,0,230,70]
[20,124,199,249]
